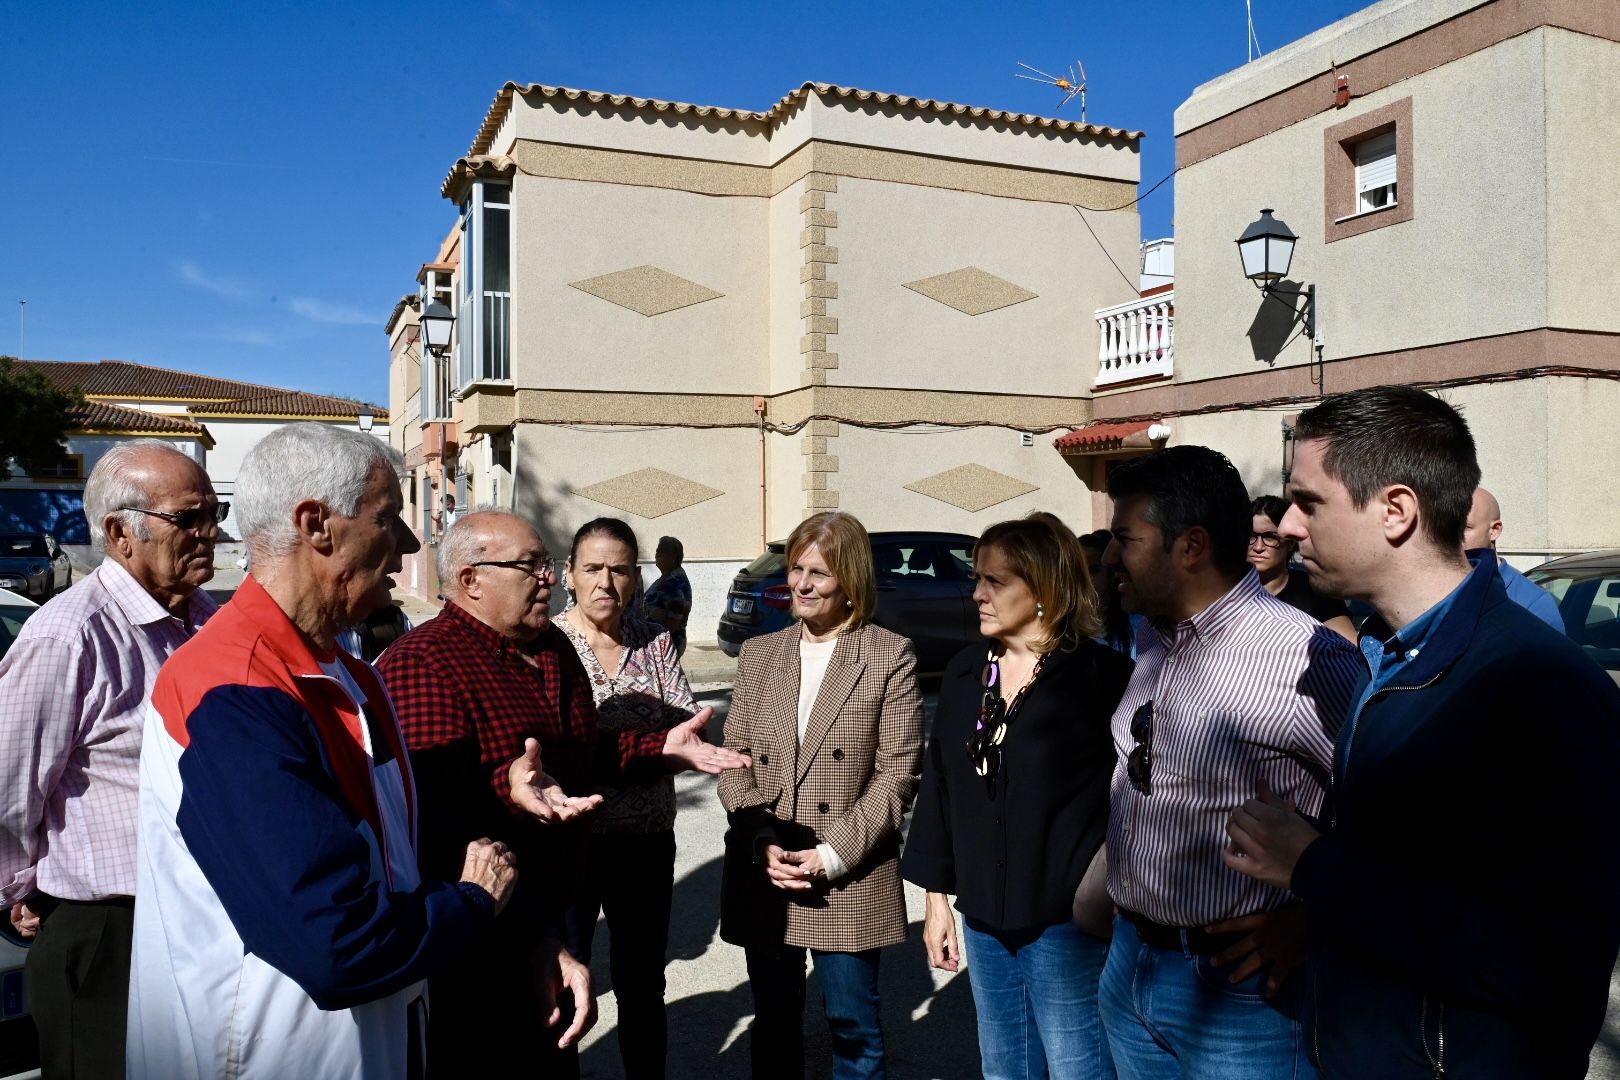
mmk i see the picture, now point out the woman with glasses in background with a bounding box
[558,517,708,1080]
[1249,495,1357,642]
[903,512,1133,1080]
[716,511,924,1080]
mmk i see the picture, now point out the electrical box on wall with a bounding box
[1020,432,1035,448]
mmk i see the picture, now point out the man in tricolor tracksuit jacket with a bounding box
[126,424,517,1079]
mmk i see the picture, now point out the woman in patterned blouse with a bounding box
[559,516,699,1080]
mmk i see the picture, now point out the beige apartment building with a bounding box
[1072,0,1620,565]
[388,80,1146,622]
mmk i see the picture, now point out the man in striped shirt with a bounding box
[1097,445,1361,1080]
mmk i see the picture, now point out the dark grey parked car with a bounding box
[717,531,982,673]
[0,533,71,601]
[1528,548,1620,687]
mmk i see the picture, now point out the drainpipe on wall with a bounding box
[754,396,767,552]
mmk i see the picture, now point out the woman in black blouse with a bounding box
[902,513,1132,1080]
[1249,495,1357,641]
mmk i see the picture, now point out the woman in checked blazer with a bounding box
[717,511,925,1080]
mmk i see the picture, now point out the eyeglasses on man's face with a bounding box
[469,555,562,581]
[120,502,229,533]
[1248,531,1284,551]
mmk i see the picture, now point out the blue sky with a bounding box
[4,0,1364,405]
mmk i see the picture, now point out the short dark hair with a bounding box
[1106,446,1252,576]
[1251,495,1291,527]
[1077,529,1113,554]
[1292,385,1479,550]
[570,517,639,563]
[656,535,684,560]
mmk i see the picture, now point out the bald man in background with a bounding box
[1463,486,1564,631]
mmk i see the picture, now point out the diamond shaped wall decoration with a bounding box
[901,267,1038,316]
[573,467,724,519]
[904,464,1038,512]
[569,265,724,316]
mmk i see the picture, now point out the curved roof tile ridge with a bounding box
[446,80,1142,195]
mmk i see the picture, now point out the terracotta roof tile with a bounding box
[445,80,1143,196]
[72,400,210,438]
[17,359,285,402]
[1053,419,1154,452]
[188,390,388,421]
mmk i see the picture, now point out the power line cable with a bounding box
[1071,167,1175,212]
[1072,204,1141,293]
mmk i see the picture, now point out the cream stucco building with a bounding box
[389,81,1146,628]
[1071,0,1620,566]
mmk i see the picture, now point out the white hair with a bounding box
[437,506,528,594]
[236,424,403,557]
[83,440,199,553]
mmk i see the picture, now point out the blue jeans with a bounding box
[1099,915,1317,1080]
[745,946,885,1079]
[961,917,1114,1080]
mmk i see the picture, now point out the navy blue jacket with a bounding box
[1292,555,1620,1078]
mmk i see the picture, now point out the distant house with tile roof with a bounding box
[3,359,387,544]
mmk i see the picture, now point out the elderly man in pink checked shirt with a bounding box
[0,439,222,1080]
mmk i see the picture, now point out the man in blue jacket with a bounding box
[1224,385,1620,1078]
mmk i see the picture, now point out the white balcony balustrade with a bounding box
[1094,292,1174,387]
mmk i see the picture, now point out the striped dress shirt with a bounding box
[1106,570,1362,927]
[0,560,217,904]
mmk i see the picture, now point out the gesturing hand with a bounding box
[662,707,752,775]
[535,938,597,1049]
[508,737,604,824]
[1223,779,1320,890]
[459,838,518,916]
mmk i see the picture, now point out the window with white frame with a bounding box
[455,183,511,392]
[1355,130,1397,213]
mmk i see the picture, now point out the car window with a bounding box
[0,535,48,557]
[742,550,787,576]
[0,603,35,659]
[943,543,974,579]
[1533,571,1620,675]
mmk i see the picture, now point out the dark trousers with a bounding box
[26,896,134,1080]
[426,925,581,1080]
[745,946,886,1080]
[573,830,677,1080]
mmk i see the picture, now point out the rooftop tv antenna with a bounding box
[1014,60,1087,121]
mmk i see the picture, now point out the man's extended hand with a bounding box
[662,707,752,775]
[755,839,814,892]
[8,902,40,940]
[1223,780,1321,890]
[459,838,518,916]
[508,738,604,824]
[535,938,597,1049]
[1206,904,1309,996]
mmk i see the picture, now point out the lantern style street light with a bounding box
[357,407,375,433]
[419,299,455,358]
[1235,208,1321,363]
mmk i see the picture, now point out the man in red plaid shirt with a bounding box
[378,508,746,1078]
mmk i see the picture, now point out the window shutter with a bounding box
[1356,132,1397,193]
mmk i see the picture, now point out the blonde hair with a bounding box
[973,512,1102,652]
[784,512,876,632]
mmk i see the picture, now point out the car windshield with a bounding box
[1529,567,1620,678]
[0,535,48,557]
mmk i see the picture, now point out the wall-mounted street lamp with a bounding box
[419,299,455,359]
[1236,209,1323,380]
[357,407,376,433]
